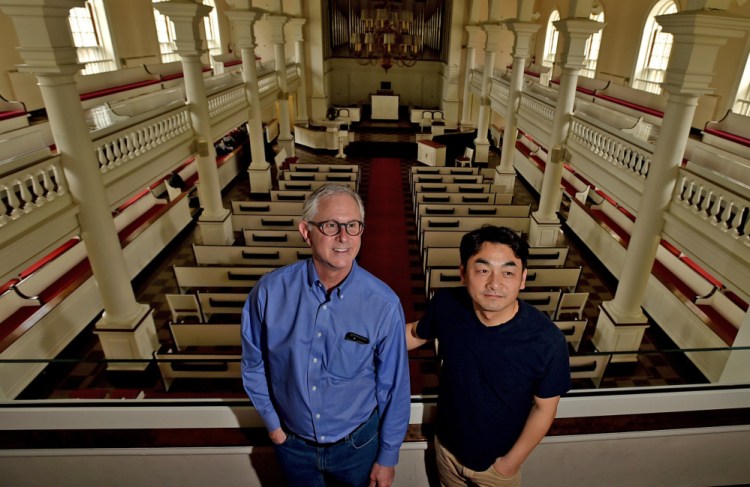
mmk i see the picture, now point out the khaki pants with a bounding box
[435,436,522,487]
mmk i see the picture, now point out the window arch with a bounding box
[581,10,605,79]
[732,54,750,115]
[68,1,117,75]
[632,0,678,93]
[541,10,560,77]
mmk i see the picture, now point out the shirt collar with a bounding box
[304,259,358,300]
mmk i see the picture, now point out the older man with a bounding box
[242,184,411,487]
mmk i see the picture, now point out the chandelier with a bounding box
[349,2,423,72]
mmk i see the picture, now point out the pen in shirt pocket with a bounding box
[344,332,369,344]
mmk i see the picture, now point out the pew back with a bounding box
[270,190,313,201]
[196,292,246,321]
[169,323,241,350]
[278,180,356,191]
[231,214,304,231]
[242,229,307,247]
[415,192,513,206]
[231,201,304,215]
[173,266,275,293]
[192,244,311,266]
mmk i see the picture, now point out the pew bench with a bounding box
[0,97,29,133]
[280,171,359,190]
[420,229,520,256]
[555,319,587,352]
[169,322,242,351]
[196,292,247,322]
[593,82,667,126]
[273,147,298,173]
[173,266,276,293]
[154,349,241,391]
[411,175,484,194]
[701,110,750,158]
[520,291,563,317]
[231,214,303,232]
[278,180,357,191]
[291,163,360,174]
[242,229,308,247]
[416,204,531,234]
[570,354,610,388]
[270,190,312,202]
[113,190,171,244]
[419,216,530,245]
[13,239,90,305]
[77,66,162,109]
[231,200,304,215]
[192,244,311,266]
[422,246,569,275]
[425,267,581,297]
[415,191,513,207]
[0,280,42,346]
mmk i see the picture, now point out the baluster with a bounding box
[128,132,139,156]
[138,128,147,152]
[7,181,23,218]
[119,137,130,160]
[691,185,704,212]
[720,200,735,231]
[29,172,44,207]
[112,138,123,166]
[15,179,33,213]
[0,187,10,226]
[158,119,167,143]
[711,195,724,224]
[641,158,650,177]
[50,165,66,195]
[39,169,55,202]
[97,146,108,172]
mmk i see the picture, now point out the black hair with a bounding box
[459,225,529,269]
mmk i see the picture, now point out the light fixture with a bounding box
[349,1,423,72]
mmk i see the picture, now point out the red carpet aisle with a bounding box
[357,158,416,322]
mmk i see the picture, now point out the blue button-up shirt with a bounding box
[241,259,411,466]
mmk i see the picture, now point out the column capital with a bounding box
[155,0,212,57]
[505,21,541,59]
[465,25,483,49]
[482,23,506,53]
[226,8,261,49]
[287,17,307,42]
[657,9,750,95]
[554,18,604,70]
[0,0,84,73]
[264,14,289,45]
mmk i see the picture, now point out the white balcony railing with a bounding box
[0,154,67,227]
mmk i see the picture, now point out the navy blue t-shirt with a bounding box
[416,287,571,471]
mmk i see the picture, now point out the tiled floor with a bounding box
[18,123,707,400]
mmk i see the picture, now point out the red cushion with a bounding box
[0,109,26,121]
[0,306,40,345]
[703,128,750,148]
[679,255,723,289]
[596,94,664,118]
[18,239,80,280]
[79,79,160,101]
[115,188,151,214]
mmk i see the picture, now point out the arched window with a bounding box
[541,10,560,76]
[68,1,117,75]
[632,0,678,93]
[153,0,180,64]
[732,54,750,115]
[581,10,605,79]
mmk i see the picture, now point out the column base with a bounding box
[248,164,272,194]
[94,304,159,371]
[528,212,561,247]
[473,140,491,164]
[493,168,516,195]
[593,301,649,363]
[198,208,234,245]
[278,136,295,158]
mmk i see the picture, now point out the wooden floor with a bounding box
[16,124,708,400]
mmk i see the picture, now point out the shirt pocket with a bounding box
[326,338,374,380]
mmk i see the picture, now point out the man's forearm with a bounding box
[496,396,559,474]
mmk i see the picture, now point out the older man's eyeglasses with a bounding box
[309,220,365,236]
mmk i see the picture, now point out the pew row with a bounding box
[173,266,276,293]
[278,180,356,191]
[231,201,304,215]
[570,354,610,388]
[416,204,531,234]
[196,292,246,321]
[290,163,360,173]
[556,319,587,352]
[169,322,241,351]
[270,190,312,201]
[415,192,513,207]
[154,349,240,391]
[419,216,530,245]
[192,244,311,266]
[426,267,582,297]
[423,246,569,274]
[242,229,307,247]
[231,214,304,232]
[281,172,358,183]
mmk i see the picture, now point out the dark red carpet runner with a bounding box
[358,158,416,322]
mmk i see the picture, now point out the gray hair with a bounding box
[301,184,365,222]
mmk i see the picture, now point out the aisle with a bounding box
[357,158,416,322]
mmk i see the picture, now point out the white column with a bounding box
[266,14,295,157]
[460,26,481,129]
[528,18,602,248]
[288,18,309,124]
[157,0,232,245]
[0,0,158,369]
[474,24,504,165]
[594,10,750,364]
[495,21,540,194]
[227,3,272,194]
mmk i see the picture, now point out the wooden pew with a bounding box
[419,216,530,245]
[242,229,308,247]
[416,204,531,234]
[154,349,240,391]
[413,183,493,208]
[570,354,610,388]
[278,180,356,191]
[415,191,513,207]
[231,200,304,215]
[173,266,275,293]
[520,291,563,317]
[270,190,312,201]
[426,267,582,297]
[410,175,484,195]
[196,292,247,321]
[422,247,566,274]
[169,322,242,350]
[555,319,587,352]
[289,163,359,173]
[231,214,303,232]
[192,244,311,266]
[281,172,358,183]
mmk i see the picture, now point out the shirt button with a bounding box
[317,332,322,338]
[322,305,327,310]
[315,413,321,419]
[320,436,326,441]
[312,358,318,363]
[312,386,317,391]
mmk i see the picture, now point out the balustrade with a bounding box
[0,156,66,227]
[570,117,652,179]
[207,85,248,119]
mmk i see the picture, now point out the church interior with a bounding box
[0,0,749,485]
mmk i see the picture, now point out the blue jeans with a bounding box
[273,411,380,487]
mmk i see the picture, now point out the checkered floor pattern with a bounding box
[18,126,707,399]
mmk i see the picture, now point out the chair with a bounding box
[419,111,433,132]
[455,147,474,167]
[555,292,589,320]
[165,293,204,323]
